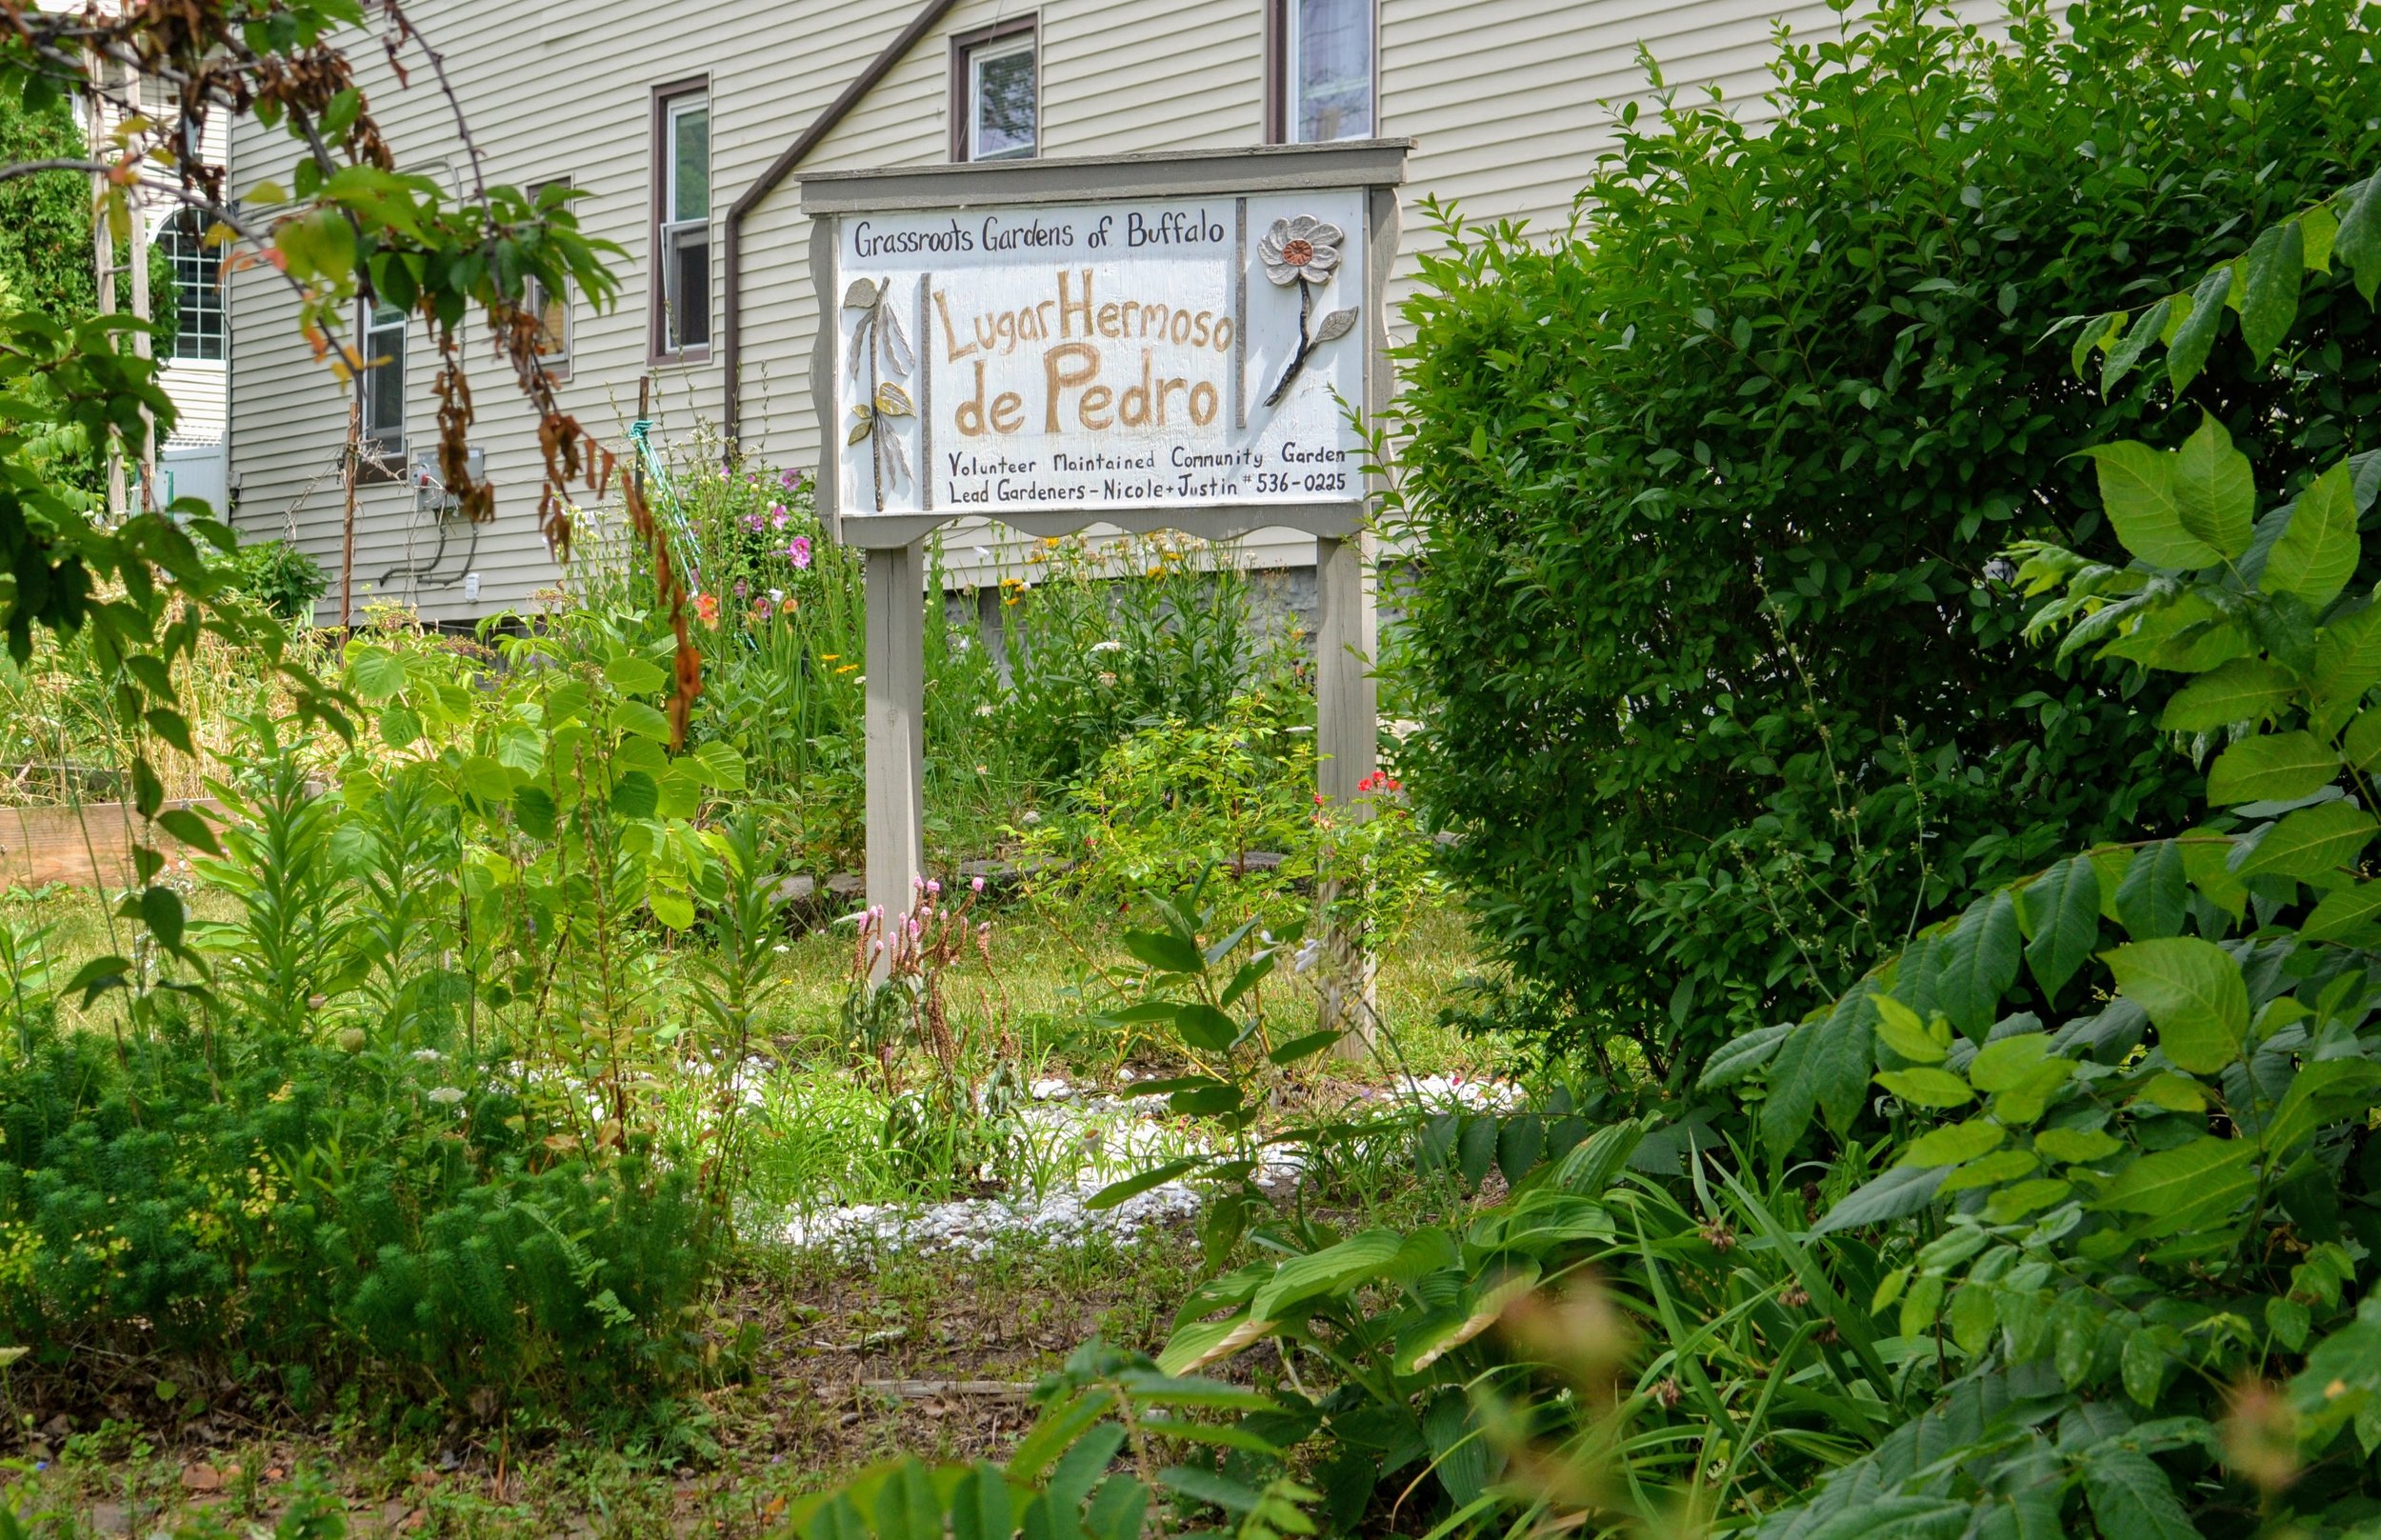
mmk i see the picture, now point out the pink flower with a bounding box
[779,468,801,491]
[970,875,985,893]
[790,535,813,570]
[770,503,790,530]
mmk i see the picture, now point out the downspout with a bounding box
[723,0,967,457]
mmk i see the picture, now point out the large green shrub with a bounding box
[0,90,177,501]
[1387,0,2381,1080]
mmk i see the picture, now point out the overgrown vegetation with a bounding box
[1387,0,2381,1084]
[16,4,2381,1539]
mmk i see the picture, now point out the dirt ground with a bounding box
[5,1224,1215,1539]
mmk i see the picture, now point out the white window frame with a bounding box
[966,34,1037,162]
[1285,0,1375,144]
[158,207,227,362]
[357,299,407,465]
[656,89,710,357]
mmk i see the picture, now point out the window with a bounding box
[157,208,226,361]
[653,85,710,356]
[951,19,1036,162]
[358,300,406,461]
[526,178,571,375]
[1271,0,1373,144]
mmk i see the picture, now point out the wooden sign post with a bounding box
[802,142,1408,1030]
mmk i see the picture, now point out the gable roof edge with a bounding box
[722,0,966,451]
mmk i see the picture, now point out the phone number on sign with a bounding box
[1252,470,1350,494]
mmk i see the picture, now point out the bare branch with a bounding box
[376,0,490,209]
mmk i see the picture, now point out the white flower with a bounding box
[1021,810,1042,826]
[973,703,996,718]
[411,1049,443,1063]
[1090,639,1124,654]
[1258,215,1345,287]
[1292,938,1324,974]
[772,943,790,953]
[427,1086,466,1106]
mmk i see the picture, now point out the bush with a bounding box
[1387,0,2381,1082]
[218,537,330,623]
[0,1010,712,1411]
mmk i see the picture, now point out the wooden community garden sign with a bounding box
[800,140,1411,934]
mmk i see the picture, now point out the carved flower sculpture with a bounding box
[1259,215,1344,286]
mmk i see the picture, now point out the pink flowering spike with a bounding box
[971,875,986,893]
[913,875,926,890]
[927,879,942,896]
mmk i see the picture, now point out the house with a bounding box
[222,0,1917,626]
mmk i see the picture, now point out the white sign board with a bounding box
[829,190,1371,520]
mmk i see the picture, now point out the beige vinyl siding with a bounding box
[228,0,2002,615]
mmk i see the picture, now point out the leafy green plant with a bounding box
[839,884,1028,1197]
[218,538,331,625]
[1080,878,1322,1262]
[1022,693,1316,913]
[1701,173,2381,1534]
[1004,532,1300,791]
[1384,0,2381,1087]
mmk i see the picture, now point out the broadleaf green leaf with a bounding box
[1933,890,2021,1040]
[2081,441,2219,570]
[2158,658,2293,731]
[2171,410,2254,558]
[2235,799,2375,880]
[2017,856,2098,997]
[2114,838,2187,939]
[1873,1067,1973,1108]
[2267,462,2359,610]
[2095,1136,2256,1219]
[2166,264,2233,390]
[1897,1119,2005,1169]
[2239,218,2306,364]
[2303,880,2381,943]
[2204,730,2338,806]
[2104,937,2247,1073]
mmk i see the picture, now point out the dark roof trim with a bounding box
[722,0,965,451]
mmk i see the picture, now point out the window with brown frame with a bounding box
[1265,0,1374,145]
[526,177,572,379]
[950,16,1037,163]
[356,297,407,480]
[650,79,711,361]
